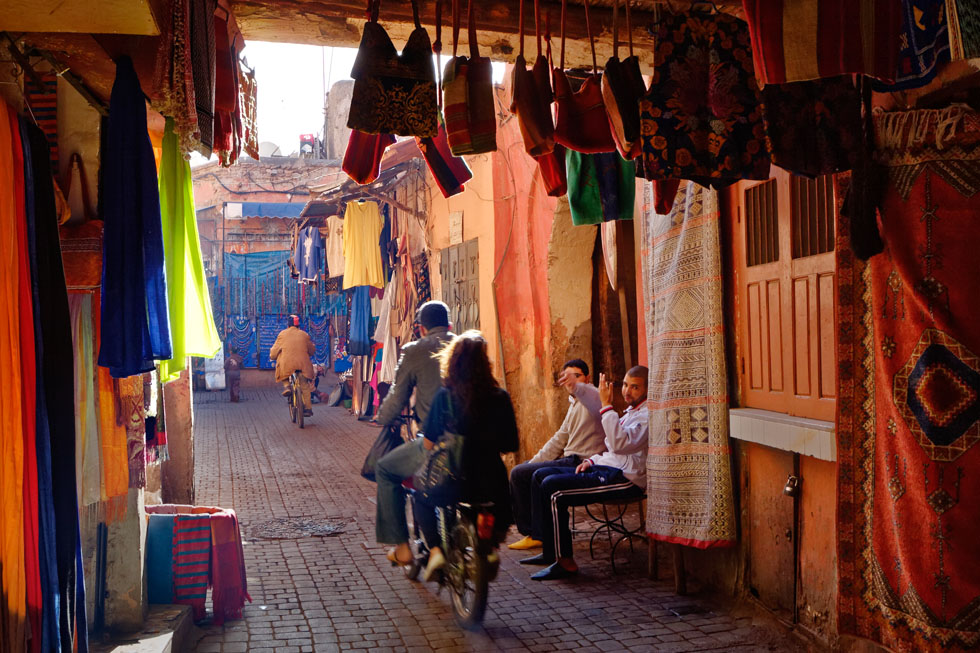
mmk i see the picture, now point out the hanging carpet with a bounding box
[641,182,736,548]
[836,107,980,652]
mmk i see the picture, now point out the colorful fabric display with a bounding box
[443,0,496,155]
[567,150,635,226]
[342,201,385,290]
[99,56,173,378]
[741,0,902,85]
[417,121,473,198]
[342,129,395,185]
[348,0,438,138]
[189,0,217,156]
[761,75,862,178]
[639,11,770,186]
[947,0,980,61]
[873,0,950,91]
[295,225,324,283]
[213,0,245,166]
[836,106,980,652]
[601,0,645,160]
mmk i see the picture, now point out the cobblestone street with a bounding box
[191,383,805,653]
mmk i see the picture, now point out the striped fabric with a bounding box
[741,0,902,85]
[24,72,58,171]
[172,514,211,621]
[947,0,980,61]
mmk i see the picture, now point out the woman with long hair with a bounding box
[410,330,519,580]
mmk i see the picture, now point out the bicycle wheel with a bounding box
[447,518,489,630]
[289,390,297,423]
[295,384,305,429]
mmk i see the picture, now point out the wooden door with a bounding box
[441,239,480,333]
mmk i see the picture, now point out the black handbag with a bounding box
[360,422,404,482]
[413,399,465,507]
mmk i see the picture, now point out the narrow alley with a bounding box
[190,384,801,653]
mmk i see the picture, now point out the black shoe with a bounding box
[531,561,578,581]
[518,553,555,566]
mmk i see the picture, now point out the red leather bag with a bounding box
[343,129,396,185]
[553,0,617,154]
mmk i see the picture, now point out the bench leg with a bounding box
[647,537,658,580]
[672,544,687,595]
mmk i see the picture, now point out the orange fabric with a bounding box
[60,220,104,290]
[0,101,28,653]
[93,292,130,520]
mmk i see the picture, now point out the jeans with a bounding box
[375,439,426,545]
[509,455,579,538]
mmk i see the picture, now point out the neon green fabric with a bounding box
[158,119,221,381]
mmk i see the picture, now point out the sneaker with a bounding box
[507,535,543,550]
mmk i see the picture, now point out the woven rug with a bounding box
[641,182,736,548]
[172,513,211,622]
[836,107,980,651]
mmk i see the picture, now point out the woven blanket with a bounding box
[172,513,211,621]
[641,182,736,548]
[836,107,980,651]
[208,509,251,625]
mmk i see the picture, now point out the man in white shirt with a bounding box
[507,359,606,551]
[520,366,649,580]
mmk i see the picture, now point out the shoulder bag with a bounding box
[413,395,465,507]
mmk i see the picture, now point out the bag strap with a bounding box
[560,0,566,70]
[518,0,525,59]
[612,0,619,60]
[584,0,597,75]
[468,0,479,59]
[534,0,542,59]
[625,0,634,58]
[452,0,460,58]
[434,0,443,109]
[367,0,379,23]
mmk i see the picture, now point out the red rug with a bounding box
[837,107,980,651]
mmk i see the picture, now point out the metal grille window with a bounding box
[791,175,835,259]
[745,179,779,267]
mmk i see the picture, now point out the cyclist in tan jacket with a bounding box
[270,315,316,416]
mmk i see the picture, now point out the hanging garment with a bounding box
[23,71,58,172]
[342,201,385,290]
[213,0,244,166]
[295,225,324,283]
[373,280,398,384]
[947,0,980,61]
[601,0,645,160]
[324,214,346,278]
[348,0,438,138]
[189,0,217,156]
[342,129,396,185]
[553,0,617,154]
[872,0,950,92]
[349,286,373,356]
[567,150,635,225]
[118,376,146,489]
[150,0,199,154]
[70,295,102,507]
[741,0,902,85]
[642,181,737,549]
[157,119,222,382]
[417,121,473,198]
[761,75,862,178]
[99,55,173,378]
[638,11,770,186]
[442,0,496,155]
[510,0,556,157]
[239,64,259,160]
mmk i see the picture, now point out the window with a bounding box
[735,170,837,422]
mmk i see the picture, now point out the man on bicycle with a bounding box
[269,314,316,417]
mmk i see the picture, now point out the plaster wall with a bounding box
[57,75,101,221]
[104,489,148,632]
[161,370,195,505]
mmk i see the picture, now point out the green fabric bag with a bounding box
[567,149,636,226]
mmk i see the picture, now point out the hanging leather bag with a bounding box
[534,17,567,197]
[443,0,496,155]
[601,0,645,159]
[348,0,438,138]
[510,0,556,157]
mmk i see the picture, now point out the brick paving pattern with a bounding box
[192,384,804,652]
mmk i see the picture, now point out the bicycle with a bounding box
[286,370,306,428]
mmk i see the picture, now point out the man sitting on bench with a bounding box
[520,366,649,580]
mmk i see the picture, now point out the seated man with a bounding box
[521,366,649,580]
[507,359,605,551]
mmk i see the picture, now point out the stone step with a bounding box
[89,604,193,653]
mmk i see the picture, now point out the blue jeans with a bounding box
[375,439,426,545]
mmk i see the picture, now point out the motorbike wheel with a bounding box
[447,518,489,630]
[403,497,424,581]
[289,390,297,423]
[295,382,305,429]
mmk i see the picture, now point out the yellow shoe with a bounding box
[507,535,543,550]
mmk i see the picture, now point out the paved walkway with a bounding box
[191,383,803,653]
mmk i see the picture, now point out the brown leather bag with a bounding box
[510,0,556,157]
[553,0,617,154]
[601,0,645,159]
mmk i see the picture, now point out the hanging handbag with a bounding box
[360,421,406,482]
[348,0,438,138]
[343,129,396,185]
[510,0,556,157]
[601,0,645,160]
[553,0,617,154]
[443,0,496,155]
[413,395,465,507]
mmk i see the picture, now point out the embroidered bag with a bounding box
[601,0,645,160]
[414,395,465,507]
[343,129,396,185]
[348,0,438,138]
[510,0,556,157]
[553,0,617,154]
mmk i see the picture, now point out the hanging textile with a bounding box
[412,252,431,306]
[99,56,173,378]
[150,0,199,154]
[158,118,222,382]
[145,370,169,463]
[741,0,902,85]
[307,315,331,367]
[760,75,862,178]
[442,0,496,155]
[119,376,146,489]
[348,0,438,138]
[213,0,244,166]
[873,0,950,92]
[295,226,324,283]
[566,150,635,226]
[639,11,770,186]
[23,71,59,172]
[373,280,398,384]
[189,0,217,156]
[342,201,385,290]
[238,64,259,160]
[642,181,737,548]
[227,316,257,367]
[208,509,251,625]
[70,294,101,507]
[325,215,346,279]
[349,286,373,356]
[172,513,212,622]
[946,0,980,61]
[836,107,980,652]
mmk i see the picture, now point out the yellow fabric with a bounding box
[341,201,385,289]
[269,326,315,383]
[0,101,27,653]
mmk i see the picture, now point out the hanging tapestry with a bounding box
[257,314,288,370]
[227,315,257,367]
[118,376,146,489]
[947,0,980,61]
[307,315,330,366]
[741,0,902,86]
[638,11,770,186]
[873,0,950,92]
[836,107,980,652]
[238,65,259,161]
[23,71,58,171]
[642,182,737,548]
[413,252,431,305]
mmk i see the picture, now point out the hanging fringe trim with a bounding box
[875,106,966,153]
[103,494,129,524]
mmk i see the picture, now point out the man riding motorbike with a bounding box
[269,315,316,417]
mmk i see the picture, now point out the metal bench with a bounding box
[583,494,649,574]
